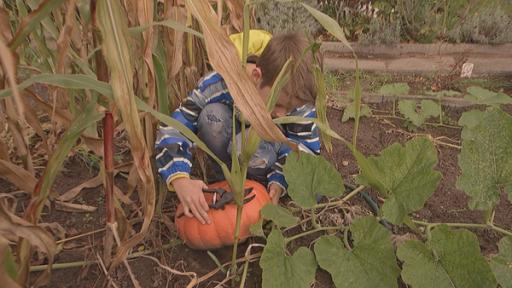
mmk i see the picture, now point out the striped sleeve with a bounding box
[267,104,320,190]
[155,72,231,188]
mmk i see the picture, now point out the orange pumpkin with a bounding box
[174,180,271,250]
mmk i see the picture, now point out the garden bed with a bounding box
[17,100,510,287]
[322,42,512,75]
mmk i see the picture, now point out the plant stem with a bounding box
[230,204,244,286]
[412,220,512,237]
[313,185,365,209]
[285,226,341,244]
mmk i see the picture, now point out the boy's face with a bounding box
[246,64,288,118]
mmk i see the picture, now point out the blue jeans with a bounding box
[197,103,279,185]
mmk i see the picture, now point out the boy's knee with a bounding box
[198,103,232,138]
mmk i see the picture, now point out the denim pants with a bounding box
[197,103,279,185]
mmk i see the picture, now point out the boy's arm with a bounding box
[267,106,320,194]
[155,72,229,190]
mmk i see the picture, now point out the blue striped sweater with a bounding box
[155,71,321,190]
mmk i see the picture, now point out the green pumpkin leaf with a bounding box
[397,225,497,288]
[314,216,400,288]
[490,236,512,288]
[398,100,440,127]
[378,83,410,96]
[457,108,512,210]
[260,229,317,288]
[261,204,298,228]
[283,152,344,208]
[249,218,265,238]
[465,86,512,105]
[342,102,372,122]
[356,137,441,224]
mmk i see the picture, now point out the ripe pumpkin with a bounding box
[174,180,271,250]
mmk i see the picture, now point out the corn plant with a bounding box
[1,0,511,287]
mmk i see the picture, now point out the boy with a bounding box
[155,32,320,225]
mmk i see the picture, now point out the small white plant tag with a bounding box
[461,63,474,78]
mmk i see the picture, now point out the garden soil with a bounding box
[6,103,511,288]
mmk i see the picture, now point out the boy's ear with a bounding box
[250,66,262,83]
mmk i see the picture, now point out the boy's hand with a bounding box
[268,183,283,204]
[172,178,211,225]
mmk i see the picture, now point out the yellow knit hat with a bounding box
[229,29,272,61]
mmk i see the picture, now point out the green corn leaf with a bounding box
[302,3,352,52]
[398,100,440,127]
[260,228,317,288]
[397,225,497,288]
[457,108,512,210]
[0,73,112,99]
[283,152,344,208]
[261,204,298,228]
[379,83,410,96]
[128,19,203,38]
[355,137,441,224]
[314,216,400,288]
[313,64,332,152]
[465,86,512,106]
[342,102,372,122]
[153,53,170,115]
[9,0,66,49]
[490,236,512,288]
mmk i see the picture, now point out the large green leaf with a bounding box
[260,229,317,288]
[261,204,298,228]
[314,216,400,288]
[378,83,410,96]
[398,100,440,127]
[490,236,512,288]
[283,152,344,208]
[457,108,512,210]
[356,137,441,224]
[342,102,372,122]
[465,86,512,105]
[397,225,497,288]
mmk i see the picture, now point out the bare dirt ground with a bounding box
[5,97,509,287]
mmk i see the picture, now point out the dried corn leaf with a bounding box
[2,98,34,173]
[96,0,156,268]
[185,0,287,143]
[0,159,36,193]
[53,0,77,108]
[0,205,56,287]
[0,34,25,123]
[54,201,97,212]
[225,0,244,32]
[57,175,102,202]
